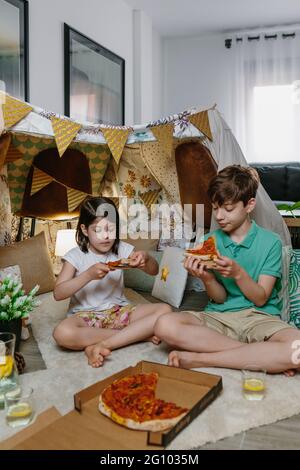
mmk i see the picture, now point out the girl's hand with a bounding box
[183,256,216,282]
[86,262,110,281]
[214,256,242,279]
[128,250,149,269]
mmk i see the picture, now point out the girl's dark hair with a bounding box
[207,165,260,206]
[76,196,120,254]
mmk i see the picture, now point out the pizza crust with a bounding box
[183,253,217,267]
[98,395,187,432]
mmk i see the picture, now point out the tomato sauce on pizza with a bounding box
[99,373,188,432]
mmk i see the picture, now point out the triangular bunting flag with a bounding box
[101,127,131,165]
[188,110,213,141]
[51,117,81,157]
[67,187,87,212]
[139,189,161,211]
[0,92,33,129]
[150,123,174,156]
[30,167,53,196]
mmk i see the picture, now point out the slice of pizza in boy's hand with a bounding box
[184,236,219,268]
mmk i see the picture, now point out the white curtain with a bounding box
[228,28,300,163]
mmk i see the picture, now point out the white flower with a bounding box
[12,284,22,296]
[14,296,27,308]
[1,295,11,306]
[28,285,40,297]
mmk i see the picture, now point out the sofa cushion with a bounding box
[124,251,163,293]
[252,164,287,201]
[289,249,300,328]
[0,232,55,294]
[286,166,300,202]
[152,247,188,307]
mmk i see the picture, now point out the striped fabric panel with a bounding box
[139,189,161,210]
[67,187,87,212]
[30,167,53,195]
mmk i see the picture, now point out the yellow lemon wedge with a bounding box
[0,355,14,379]
[8,403,32,418]
[243,378,265,392]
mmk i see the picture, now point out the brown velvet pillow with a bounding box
[0,232,55,294]
[121,232,160,252]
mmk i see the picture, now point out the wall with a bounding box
[152,28,163,121]
[163,33,232,124]
[133,10,163,123]
[27,0,162,125]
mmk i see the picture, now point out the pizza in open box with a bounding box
[98,372,189,432]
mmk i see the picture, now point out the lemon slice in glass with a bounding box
[243,378,265,392]
[0,355,14,379]
[8,403,32,418]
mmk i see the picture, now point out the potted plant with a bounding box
[276,201,300,217]
[0,276,40,351]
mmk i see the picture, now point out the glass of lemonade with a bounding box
[5,386,35,428]
[241,365,266,401]
[0,333,20,409]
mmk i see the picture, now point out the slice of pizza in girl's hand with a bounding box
[106,258,133,270]
[98,372,189,432]
[184,236,219,268]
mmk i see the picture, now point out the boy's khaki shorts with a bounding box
[186,308,295,343]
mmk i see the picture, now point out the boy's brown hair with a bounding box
[207,165,260,206]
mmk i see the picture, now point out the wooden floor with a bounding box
[19,311,300,450]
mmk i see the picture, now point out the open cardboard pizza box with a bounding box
[11,361,222,450]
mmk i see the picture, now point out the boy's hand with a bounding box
[184,256,216,282]
[214,256,242,279]
[86,262,110,280]
[128,250,149,269]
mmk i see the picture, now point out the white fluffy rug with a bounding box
[1,290,300,449]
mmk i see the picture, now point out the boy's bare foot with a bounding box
[148,335,161,345]
[85,344,111,368]
[168,350,203,369]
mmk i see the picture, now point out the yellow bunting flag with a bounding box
[188,110,213,141]
[139,189,161,211]
[150,123,174,156]
[101,127,131,165]
[51,117,81,157]
[67,187,87,212]
[0,92,33,129]
[30,167,53,196]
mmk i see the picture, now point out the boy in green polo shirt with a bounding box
[154,165,300,374]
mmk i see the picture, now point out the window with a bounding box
[252,83,300,163]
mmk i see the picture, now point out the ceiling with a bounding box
[125,0,300,37]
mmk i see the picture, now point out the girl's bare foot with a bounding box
[283,368,300,377]
[168,350,203,369]
[85,344,111,367]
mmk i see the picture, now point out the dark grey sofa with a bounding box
[250,162,300,205]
